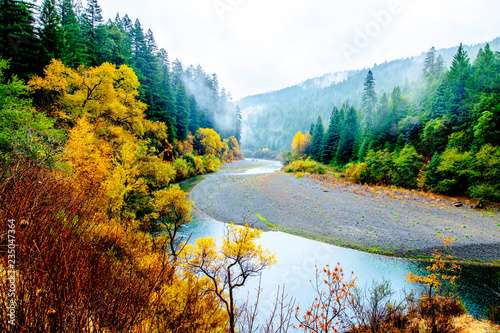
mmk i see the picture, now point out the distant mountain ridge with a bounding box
[238,37,500,151]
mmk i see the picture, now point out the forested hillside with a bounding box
[240,38,500,152]
[283,43,500,205]
[0,0,248,330]
[0,0,241,145]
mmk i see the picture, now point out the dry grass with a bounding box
[304,173,498,210]
[453,314,500,332]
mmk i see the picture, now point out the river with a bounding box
[178,159,500,321]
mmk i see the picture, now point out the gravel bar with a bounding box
[190,160,500,262]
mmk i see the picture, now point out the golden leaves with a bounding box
[29,60,147,133]
[406,234,461,295]
[65,116,112,193]
[292,131,312,154]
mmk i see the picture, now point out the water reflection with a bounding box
[181,207,500,322]
[180,160,500,321]
[181,212,419,315]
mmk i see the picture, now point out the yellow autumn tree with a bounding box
[176,132,194,155]
[292,131,312,155]
[145,185,193,258]
[185,223,276,333]
[104,139,149,222]
[222,136,242,162]
[29,60,147,135]
[194,128,223,157]
[65,116,112,193]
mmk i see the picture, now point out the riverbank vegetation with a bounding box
[283,44,500,208]
[1,0,499,331]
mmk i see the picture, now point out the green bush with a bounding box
[345,163,371,184]
[283,158,326,174]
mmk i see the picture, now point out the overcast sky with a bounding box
[98,0,500,99]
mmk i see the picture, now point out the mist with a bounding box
[237,37,500,151]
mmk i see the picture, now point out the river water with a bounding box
[178,159,500,321]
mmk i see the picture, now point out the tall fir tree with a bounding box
[362,69,377,131]
[81,0,103,66]
[174,80,190,141]
[0,0,37,77]
[171,58,183,88]
[157,48,177,141]
[233,105,242,142]
[38,0,64,67]
[423,46,436,80]
[335,105,358,165]
[321,107,341,164]
[445,43,471,126]
[310,116,324,161]
[188,94,200,135]
[59,0,85,67]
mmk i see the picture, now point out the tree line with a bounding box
[0,0,241,145]
[286,44,500,206]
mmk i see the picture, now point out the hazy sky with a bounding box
[98,0,500,99]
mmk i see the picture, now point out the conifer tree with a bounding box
[362,69,377,131]
[81,0,104,66]
[335,105,358,165]
[38,0,64,67]
[158,48,177,141]
[171,58,183,87]
[233,105,242,142]
[188,95,200,135]
[0,0,37,77]
[424,152,441,191]
[310,116,324,161]
[321,107,341,164]
[59,0,85,67]
[174,80,190,141]
[445,43,471,125]
[423,46,436,79]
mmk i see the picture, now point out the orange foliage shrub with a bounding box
[295,263,357,333]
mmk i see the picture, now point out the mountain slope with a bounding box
[238,37,500,151]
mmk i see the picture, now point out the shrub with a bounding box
[203,155,221,173]
[346,162,371,184]
[283,158,326,174]
[486,305,500,325]
[173,158,190,180]
[0,158,164,331]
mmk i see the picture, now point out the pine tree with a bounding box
[335,105,358,165]
[38,0,64,67]
[434,55,445,79]
[188,95,200,135]
[0,0,37,77]
[174,80,190,141]
[310,116,324,161]
[103,20,130,65]
[424,152,441,190]
[233,105,242,142]
[423,46,436,79]
[470,43,497,94]
[362,69,377,130]
[130,19,146,69]
[171,58,183,88]
[59,0,85,67]
[121,13,133,34]
[81,0,104,66]
[446,43,471,126]
[157,48,177,141]
[321,107,341,164]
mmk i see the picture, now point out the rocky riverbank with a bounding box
[190,160,500,262]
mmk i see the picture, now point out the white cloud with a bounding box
[98,0,500,99]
